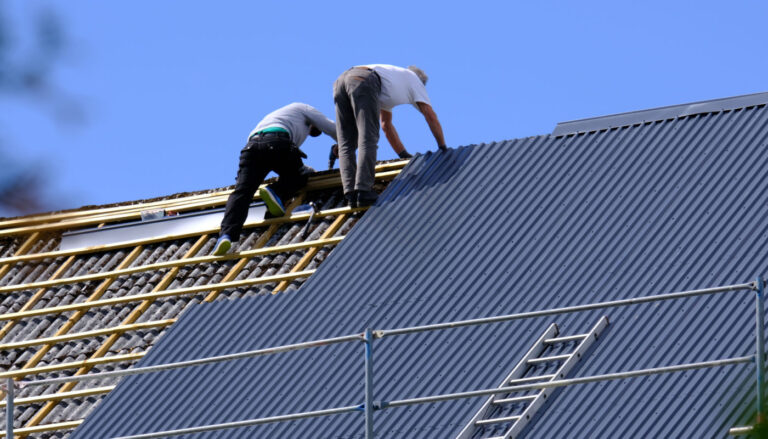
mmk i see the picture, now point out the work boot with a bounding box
[212,234,232,256]
[356,190,378,207]
[344,192,357,208]
[259,186,285,217]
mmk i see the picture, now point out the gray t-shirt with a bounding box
[250,103,337,147]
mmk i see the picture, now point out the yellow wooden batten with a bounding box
[0,353,145,379]
[0,420,82,437]
[0,236,343,295]
[0,319,177,350]
[0,386,114,408]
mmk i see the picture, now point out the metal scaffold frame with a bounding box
[3,278,764,439]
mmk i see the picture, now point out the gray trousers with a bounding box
[333,68,382,194]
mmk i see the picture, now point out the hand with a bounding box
[398,150,412,159]
[438,144,447,151]
[328,144,339,169]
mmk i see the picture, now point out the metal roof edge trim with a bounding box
[552,91,768,137]
[59,203,265,252]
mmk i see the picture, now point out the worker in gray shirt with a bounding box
[333,64,446,207]
[213,103,337,256]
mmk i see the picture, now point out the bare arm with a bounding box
[416,101,446,149]
[380,109,407,155]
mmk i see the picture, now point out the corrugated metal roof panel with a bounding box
[72,96,768,438]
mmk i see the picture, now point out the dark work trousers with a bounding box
[333,67,382,195]
[220,135,307,241]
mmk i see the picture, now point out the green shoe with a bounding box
[212,235,231,256]
[259,186,285,217]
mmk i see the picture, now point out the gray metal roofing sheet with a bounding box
[72,96,768,438]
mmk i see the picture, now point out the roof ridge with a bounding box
[0,160,408,231]
[553,91,768,137]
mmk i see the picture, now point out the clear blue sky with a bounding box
[3,1,767,214]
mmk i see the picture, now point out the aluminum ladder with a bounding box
[455,316,609,439]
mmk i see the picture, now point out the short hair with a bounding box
[407,65,428,85]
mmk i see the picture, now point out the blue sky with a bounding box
[3,1,767,214]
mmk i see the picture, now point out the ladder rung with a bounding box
[508,374,556,384]
[528,354,572,365]
[494,394,538,405]
[476,415,522,426]
[544,334,588,344]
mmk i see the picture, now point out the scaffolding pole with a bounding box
[378,356,753,409]
[5,378,13,439]
[377,282,754,339]
[23,334,364,389]
[364,328,374,439]
[757,276,765,422]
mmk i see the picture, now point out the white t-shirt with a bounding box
[364,64,431,112]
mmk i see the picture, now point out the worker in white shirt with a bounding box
[333,64,446,207]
